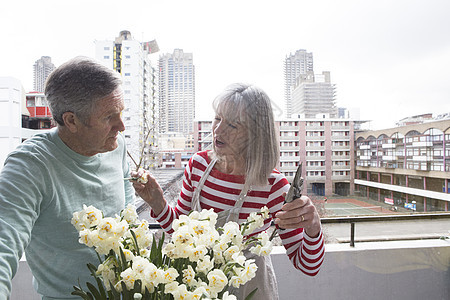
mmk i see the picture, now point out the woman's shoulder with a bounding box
[188,151,212,171]
[268,169,289,185]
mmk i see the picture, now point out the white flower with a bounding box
[172,226,194,248]
[243,212,265,235]
[196,255,214,274]
[122,248,135,262]
[96,237,121,255]
[221,222,243,246]
[137,168,148,184]
[132,256,149,276]
[120,268,137,289]
[131,220,152,249]
[260,206,270,219]
[78,229,94,247]
[240,260,258,282]
[161,267,179,284]
[250,231,273,256]
[231,253,247,266]
[164,281,179,294]
[143,263,162,292]
[121,204,139,223]
[97,263,116,289]
[172,214,191,231]
[223,245,240,261]
[207,269,228,294]
[182,265,196,286]
[191,285,210,299]
[169,283,189,300]
[71,204,103,231]
[198,208,218,227]
[222,291,238,300]
[97,217,119,239]
[72,206,273,300]
[189,244,208,262]
[229,274,245,288]
[139,248,150,258]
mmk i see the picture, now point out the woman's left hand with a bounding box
[274,195,321,238]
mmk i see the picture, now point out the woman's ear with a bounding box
[61,112,81,133]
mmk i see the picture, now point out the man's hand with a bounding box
[274,195,321,238]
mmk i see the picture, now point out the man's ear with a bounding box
[61,112,81,133]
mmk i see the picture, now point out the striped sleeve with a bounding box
[270,174,325,276]
[150,153,206,233]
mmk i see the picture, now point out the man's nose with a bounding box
[116,116,126,131]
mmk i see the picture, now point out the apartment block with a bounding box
[0,77,24,167]
[95,31,159,169]
[24,92,52,130]
[291,71,337,118]
[284,49,314,118]
[33,56,55,93]
[355,119,450,211]
[194,118,358,197]
[158,49,195,135]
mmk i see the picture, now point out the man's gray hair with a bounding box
[44,56,122,126]
[212,83,280,186]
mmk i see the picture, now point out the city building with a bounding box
[158,49,195,135]
[291,71,337,118]
[395,113,434,127]
[194,118,362,196]
[284,49,314,118]
[0,77,24,167]
[355,119,450,211]
[95,31,159,169]
[23,92,53,130]
[33,56,55,93]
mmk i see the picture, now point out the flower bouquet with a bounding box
[71,204,273,300]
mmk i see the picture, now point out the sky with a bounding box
[2,0,450,130]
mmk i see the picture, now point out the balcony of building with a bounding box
[12,213,450,300]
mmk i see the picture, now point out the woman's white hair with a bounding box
[212,83,280,186]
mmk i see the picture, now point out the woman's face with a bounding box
[212,114,248,160]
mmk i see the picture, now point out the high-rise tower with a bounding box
[95,31,159,168]
[158,49,195,135]
[284,49,314,118]
[291,71,337,118]
[33,56,55,92]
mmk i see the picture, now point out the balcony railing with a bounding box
[11,213,450,300]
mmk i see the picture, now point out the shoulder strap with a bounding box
[191,158,218,212]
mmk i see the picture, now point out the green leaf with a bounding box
[244,288,258,300]
[71,290,90,300]
[130,229,140,252]
[86,282,103,300]
[86,263,108,299]
[133,279,142,293]
[109,281,120,299]
[119,247,129,272]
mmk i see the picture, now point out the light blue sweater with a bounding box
[0,128,135,299]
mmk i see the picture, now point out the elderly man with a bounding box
[0,57,135,299]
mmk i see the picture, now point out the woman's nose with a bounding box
[214,120,226,134]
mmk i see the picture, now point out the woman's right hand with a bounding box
[130,169,166,215]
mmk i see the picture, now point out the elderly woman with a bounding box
[133,83,324,299]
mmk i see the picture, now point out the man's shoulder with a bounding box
[12,129,56,156]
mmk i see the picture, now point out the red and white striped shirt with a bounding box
[151,151,324,276]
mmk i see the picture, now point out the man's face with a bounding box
[76,89,125,156]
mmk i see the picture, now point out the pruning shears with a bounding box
[284,162,304,203]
